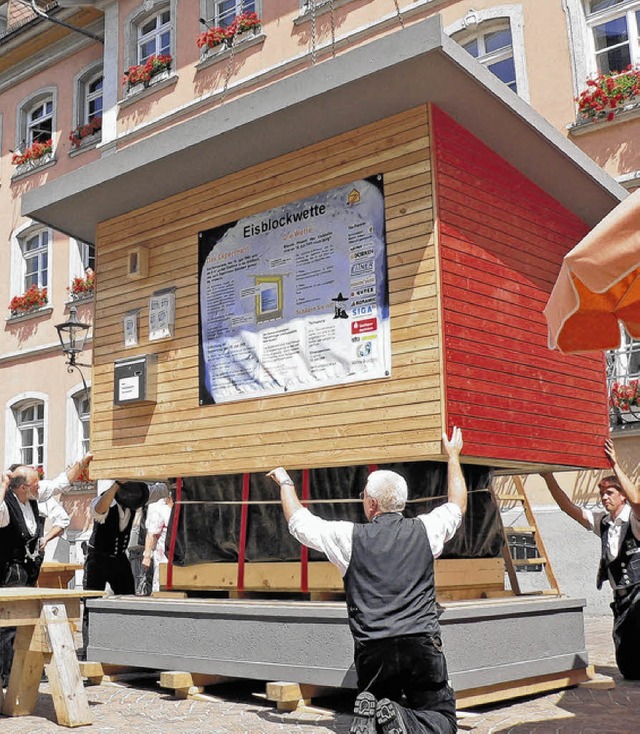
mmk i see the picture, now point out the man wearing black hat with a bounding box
[80,479,168,657]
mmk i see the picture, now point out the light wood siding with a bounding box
[432,107,609,469]
[90,107,443,479]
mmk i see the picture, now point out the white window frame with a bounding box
[66,385,91,466]
[445,5,530,103]
[5,392,49,473]
[10,222,53,303]
[73,63,104,130]
[124,1,177,74]
[203,0,258,28]
[69,238,96,281]
[21,229,49,292]
[585,0,640,74]
[565,0,640,99]
[137,7,171,63]
[15,87,57,153]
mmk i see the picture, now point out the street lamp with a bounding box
[55,305,91,392]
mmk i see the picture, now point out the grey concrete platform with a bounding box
[86,595,588,693]
[2,616,637,734]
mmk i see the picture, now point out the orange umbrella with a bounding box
[545,188,640,353]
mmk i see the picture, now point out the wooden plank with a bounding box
[433,107,606,471]
[43,603,92,727]
[165,559,503,595]
[90,107,441,478]
[2,624,47,717]
[160,671,231,694]
[455,666,593,709]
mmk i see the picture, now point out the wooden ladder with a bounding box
[495,476,560,596]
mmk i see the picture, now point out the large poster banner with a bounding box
[198,176,390,404]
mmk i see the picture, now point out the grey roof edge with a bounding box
[436,31,627,212]
[22,14,626,244]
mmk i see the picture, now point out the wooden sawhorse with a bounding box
[0,587,103,727]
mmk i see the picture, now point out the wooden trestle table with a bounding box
[0,587,104,727]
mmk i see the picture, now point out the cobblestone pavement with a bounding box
[1,615,638,733]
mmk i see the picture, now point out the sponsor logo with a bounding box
[351,317,378,335]
[350,259,374,277]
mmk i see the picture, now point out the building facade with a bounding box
[1,1,638,600]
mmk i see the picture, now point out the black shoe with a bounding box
[376,698,408,734]
[349,691,377,734]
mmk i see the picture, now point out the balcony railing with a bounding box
[607,337,640,429]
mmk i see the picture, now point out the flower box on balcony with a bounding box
[123,54,173,96]
[68,271,95,301]
[8,285,48,318]
[197,12,261,59]
[69,117,102,149]
[576,66,640,122]
[11,139,54,177]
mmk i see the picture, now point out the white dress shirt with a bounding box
[0,470,71,529]
[584,503,640,557]
[288,502,462,577]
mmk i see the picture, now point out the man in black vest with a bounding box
[81,479,168,658]
[268,427,466,734]
[541,438,640,680]
[0,470,48,687]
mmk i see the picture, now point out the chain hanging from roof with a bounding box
[309,0,337,65]
[221,0,245,102]
[392,0,405,29]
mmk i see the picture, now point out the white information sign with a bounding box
[198,176,390,404]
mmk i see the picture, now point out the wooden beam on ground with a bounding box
[159,671,232,699]
[455,666,594,709]
[264,681,337,711]
[78,662,153,685]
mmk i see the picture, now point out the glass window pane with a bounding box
[589,0,626,13]
[462,39,479,57]
[20,406,33,423]
[24,234,42,252]
[140,39,156,61]
[484,28,512,54]
[22,447,33,465]
[593,17,629,51]
[161,10,170,24]
[488,57,517,89]
[597,44,631,73]
[36,403,44,420]
[141,17,157,35]
[160,30,171,55]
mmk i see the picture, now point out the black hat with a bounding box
[115,481,149,510]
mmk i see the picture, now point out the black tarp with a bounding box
[171,462,503,566]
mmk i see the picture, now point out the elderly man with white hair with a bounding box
[269,427,466,734]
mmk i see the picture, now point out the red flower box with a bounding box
[12,139,53,166]
[9,285,48,316]
[69,116,102,148]
[577,65,640,122]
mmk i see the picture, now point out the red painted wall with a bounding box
[432,106,609,469]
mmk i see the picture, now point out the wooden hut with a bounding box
[24,16,623,706]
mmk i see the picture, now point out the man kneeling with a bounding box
[268,427,466,734]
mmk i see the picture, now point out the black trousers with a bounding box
[354,634,457,734]
[611,585,640,680]
[81,550,135,657]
